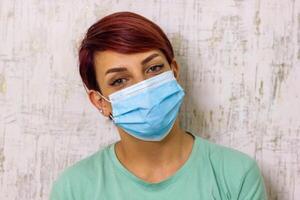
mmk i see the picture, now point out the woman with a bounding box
[50,11,267,199]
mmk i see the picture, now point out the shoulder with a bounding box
[49,143,112,200]
[59,146,107,181]
[197,135,257,172]
[195,135,267,199]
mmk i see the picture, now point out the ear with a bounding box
[170,58,180,80]
[88,90,111,117]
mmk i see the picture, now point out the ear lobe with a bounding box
[97,95,113,118]
[170,59,179,80]
[88,90,104,110]
[87,90,112,119]
[97,98,111,118]
[173,70,178,79]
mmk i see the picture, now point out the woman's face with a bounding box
[88,49,180,118]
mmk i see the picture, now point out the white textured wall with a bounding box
[0,0,299,199]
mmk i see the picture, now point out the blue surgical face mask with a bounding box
[97,70,185,141]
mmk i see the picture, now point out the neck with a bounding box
[114,118,195,181]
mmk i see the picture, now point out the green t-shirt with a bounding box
[49,132,267,199]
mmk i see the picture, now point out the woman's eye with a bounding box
[110,78,127,86]
[147,64,164,73]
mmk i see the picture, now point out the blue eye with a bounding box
[147,64,164,73]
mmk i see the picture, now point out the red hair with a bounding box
[79,11,174,92]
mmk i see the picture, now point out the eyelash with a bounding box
[146,64,164,73]
[110,64,164,87]
[110,78,127,86]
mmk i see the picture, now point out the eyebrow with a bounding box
[141,53,160,65]
[105,67,127,75]
[105,53,160,76]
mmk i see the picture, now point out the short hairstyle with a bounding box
[78,11,174,93]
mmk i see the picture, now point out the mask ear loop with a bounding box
[96,91,111,103]
[81,81,115,120]
[95,91,115,120]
